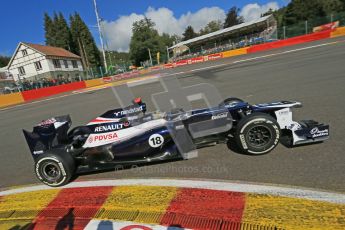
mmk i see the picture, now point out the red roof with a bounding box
[23,43,81,59]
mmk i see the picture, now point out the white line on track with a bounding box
[1,179,345,204]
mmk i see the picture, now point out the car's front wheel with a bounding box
[35,151,75,187]
[235,113,280,155]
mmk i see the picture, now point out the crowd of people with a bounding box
[172,27,277,62]
[1,76,82,94]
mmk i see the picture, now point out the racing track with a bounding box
[1,37,345,192]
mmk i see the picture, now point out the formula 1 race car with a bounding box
[23,97,329,186]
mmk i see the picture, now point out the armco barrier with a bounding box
[222,47,248,58]
[331,26,345,38]
[139,69,150,74]
[84,78,104,88]
[206,53,223,61]
[0,92,25,108]
[190,56,204,64]
[164,63,174,68]
[248,30,332,53]
[22,81,86,101]
[176,60,189,66]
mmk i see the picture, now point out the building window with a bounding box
[72,60,78,68]
[22,49,28,56]
[53,59,61,68]
[34,61,42,71]
[18,66,26,75]
[63,60,69,68]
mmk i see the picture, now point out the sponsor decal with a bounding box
[211,112,228,120]
[58,162,67,176]
[273,124,280,144]
[103,76,113,82]
[176,60,188,66]
[114,106,144,116]
[191,56,204,64]
[208,53,223,60]
[149,133,164,148]
[94,122,130,132]
[38,118,56,126]
[310,127,329,138]
[240,134,248,149]
[90,220,190,230]
[89,133,119,143]
[164,63,174,69]
[313,21,339,32]
[278,110,289,115]
[33,150,44,155]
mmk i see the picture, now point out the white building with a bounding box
[7,42,84,82]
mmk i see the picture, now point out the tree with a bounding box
[182,25,197,41]
[44,13,56,46]
[0,56,10,68]
[70,13,101,68]
[54,13,73,51]
[223,7,244,28]
[199,20,223,35]
[319,0,344,14]
[101,51,130,72]
[262,8,275,17]
[158,33,179,62]
[129,18,164,66]
[282,0,325,25]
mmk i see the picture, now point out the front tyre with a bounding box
[235,113,280,155]
[35,152,75,187]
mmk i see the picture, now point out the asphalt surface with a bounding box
[1,37,345,192]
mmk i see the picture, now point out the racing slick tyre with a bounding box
[235,113,280,155]
[34,151,75,187]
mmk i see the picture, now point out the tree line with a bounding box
[44,12,101,68]
[266,0,345,26]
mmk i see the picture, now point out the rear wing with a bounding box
[23,115,71,158]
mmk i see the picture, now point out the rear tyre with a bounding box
[35,151,75,187]
[235,113,280,155]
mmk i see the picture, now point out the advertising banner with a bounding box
[207,53,223,61]
[164,63,174,69]
[313,21,339,32]
[176,60,188,66]
[191,56,204,64]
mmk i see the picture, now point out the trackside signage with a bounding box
[85,220,191,230]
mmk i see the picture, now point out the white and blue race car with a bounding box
[23,97,329,186]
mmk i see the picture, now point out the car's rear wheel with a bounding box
[35,151,75,187]
[234,113,280,155]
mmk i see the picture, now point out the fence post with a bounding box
[283,26,286,39]
[305,20,308,34]
[99,66,103,78]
